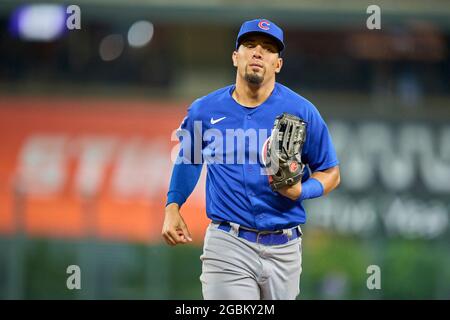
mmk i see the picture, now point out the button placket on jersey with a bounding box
[242,111,261,223]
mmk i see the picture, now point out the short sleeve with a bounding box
[302,102,339,172]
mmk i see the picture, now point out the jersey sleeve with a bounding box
[302,102,339,172]
[166,101,204,207]
[166,162,203,207]
[176,101,204,165]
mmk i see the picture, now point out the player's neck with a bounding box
[233,77,275,108]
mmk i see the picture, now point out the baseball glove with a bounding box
[263,113,307,191]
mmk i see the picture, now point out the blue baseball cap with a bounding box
[236,19,284,53]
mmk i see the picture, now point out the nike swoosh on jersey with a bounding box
[210,116,226,124]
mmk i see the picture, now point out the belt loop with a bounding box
[297,225,303,237]
[282,228,293,239]
[229,222,240,236]
[211,221,220,229]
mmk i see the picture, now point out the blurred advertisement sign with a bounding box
[0,98,208,243]
[307,120,450,240]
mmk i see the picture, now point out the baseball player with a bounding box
[162,18,340,300]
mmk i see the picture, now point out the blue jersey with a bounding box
[168,82,339,231]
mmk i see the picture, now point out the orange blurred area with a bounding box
[180,203,211,243]
[96,199,160,242]
[0,97,209,244]
[0,182,14,234]
[24,196,85,238]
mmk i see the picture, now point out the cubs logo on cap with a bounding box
[258,20,270,30]
[236,18,285,52]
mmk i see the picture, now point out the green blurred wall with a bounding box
[1,232,449,299]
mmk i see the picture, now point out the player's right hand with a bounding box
[162,203,193,246]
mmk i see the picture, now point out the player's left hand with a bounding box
[277,181,302,201]
[263,113,307,191]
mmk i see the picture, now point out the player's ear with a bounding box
[232,51,238,67]
[275,56,283,73]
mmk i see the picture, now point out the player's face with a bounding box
[232,34,283,85]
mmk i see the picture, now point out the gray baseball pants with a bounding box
[200,222,303,300]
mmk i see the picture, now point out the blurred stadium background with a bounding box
[0,0,450,299]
